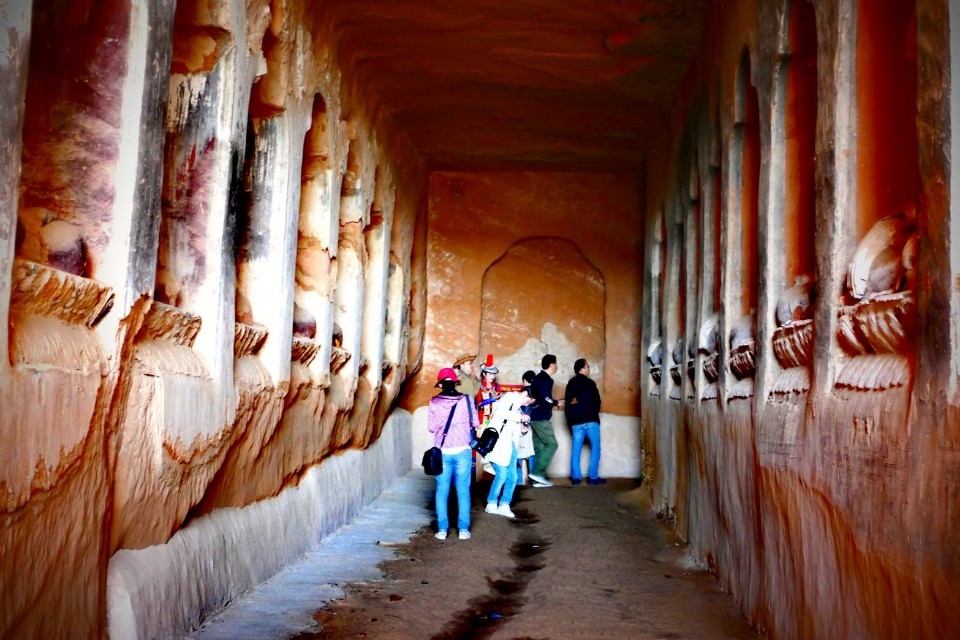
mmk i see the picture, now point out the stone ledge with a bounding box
[10,259,114,328]
[835,354,910,391]
[330,346,352,373]
[235,322,269,359]
[291,336,319,366]
[139,301,202,347]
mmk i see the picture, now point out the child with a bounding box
[516,370,537,484]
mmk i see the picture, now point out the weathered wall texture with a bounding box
[641,0,959,637]
[0,0,427,637]
[404,171,644,414]
[400,171,645,476]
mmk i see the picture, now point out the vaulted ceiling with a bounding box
[321,1,707,172]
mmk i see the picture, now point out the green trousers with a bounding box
[529,420,558,477]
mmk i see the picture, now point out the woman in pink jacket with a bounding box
[427,367,479,540]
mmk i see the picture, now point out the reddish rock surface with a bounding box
[320,0,705,171]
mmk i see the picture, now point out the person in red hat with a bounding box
[475,354,502,427]
[428,367,479,540]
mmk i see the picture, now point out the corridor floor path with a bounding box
[187,473,758,639]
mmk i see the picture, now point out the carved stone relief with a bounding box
[648,339,663,395]
[770,275,814,396]
[728,311,755,399]
[669,338,683,400]
[699,313,719,400]
[235,322,269,359]
[835,214,917,390]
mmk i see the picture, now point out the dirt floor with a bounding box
[294,477,759,640]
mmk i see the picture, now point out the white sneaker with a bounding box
[435,531,447,540]
[458,530,471,540]
[497,504,515,518]
[485,502,499,514]
[529,474,553,487]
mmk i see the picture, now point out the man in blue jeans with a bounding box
[565,358,606,485]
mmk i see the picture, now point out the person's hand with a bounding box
[557,400,565,409]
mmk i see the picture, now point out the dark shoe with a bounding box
[587,477,607,485]
[570,478,582,485]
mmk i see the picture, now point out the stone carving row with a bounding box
[647,213,917,399]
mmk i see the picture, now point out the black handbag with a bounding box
[422,446,443,476]
[473,426,500,457]
[422,397,461,476]
[475,398,517,457]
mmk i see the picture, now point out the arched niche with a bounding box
[856,0,919,234]
[768,0,819,397]
[17,0,134,280]
[709,115,722,314]
[648,208,666,395]
[784,0,818,286]
[724,48,761,397]
[296,92,336,375]
[830,0,919,394]
[684,154,702,397]
[360,168,393,385]
[478,237,605,387]
[697,114,722,401]
[735,47,761,317]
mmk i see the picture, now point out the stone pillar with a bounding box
[0,0,31,369]
[333,138,369,386]
[360,182,395,388]
[156,0,267,424]
[811,0,859,395]
[98,0,176,346]
[296,94,344,380]
[237,110,310,383]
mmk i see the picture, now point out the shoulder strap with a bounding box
[499,401,517,433]
[439,396,461,447]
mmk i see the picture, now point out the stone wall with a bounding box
[399,171,645,477]
[402,171,645,419]
[0,1,426,637]
[641,0,960,637]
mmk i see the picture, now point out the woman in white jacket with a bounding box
[484,386,535,517]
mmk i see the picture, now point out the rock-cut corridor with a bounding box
[187,473,758,640]
[2,0,958,638]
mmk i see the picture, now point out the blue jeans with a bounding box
[488,446,518,505]
[570,421,601,480]
[436,449,473,531]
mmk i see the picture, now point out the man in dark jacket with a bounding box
[565,358,605,485]
[527,354,563,487]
